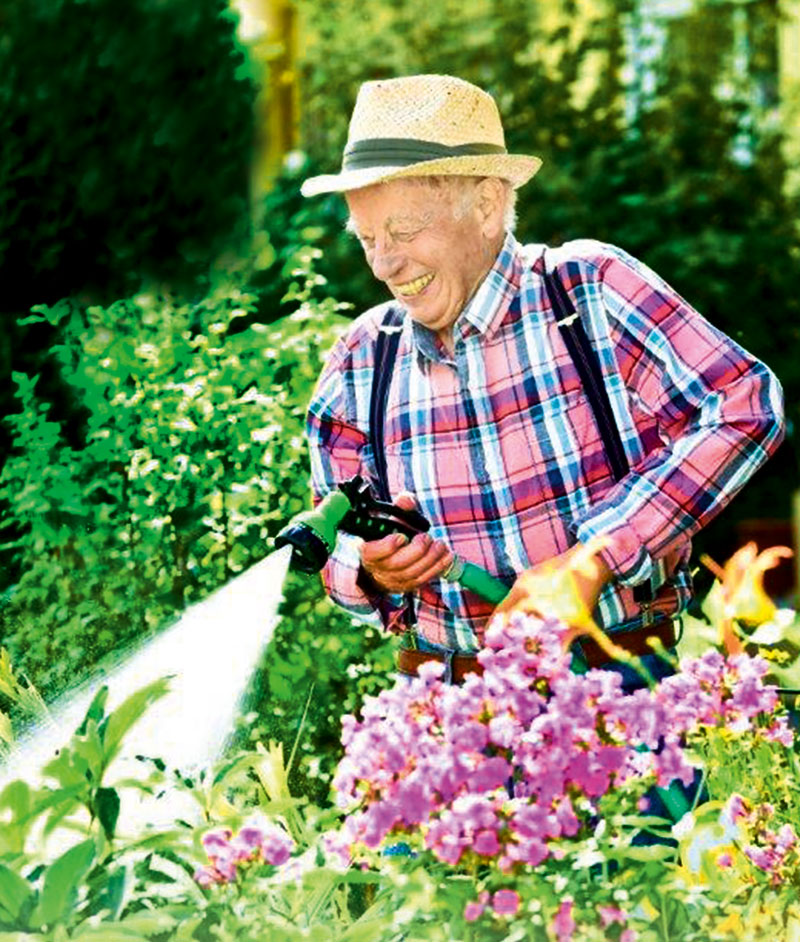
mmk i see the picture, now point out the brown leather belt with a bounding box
[395,618,676,682]
[396,646,484,684]
[576,616,676,668]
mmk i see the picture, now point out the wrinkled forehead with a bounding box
[345,177,456,231]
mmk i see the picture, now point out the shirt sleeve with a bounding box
[570,244,785,586]
[305,342,409,631]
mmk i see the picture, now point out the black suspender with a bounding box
[368,307,404,502]
[369,306,414,625]
[543,262,630,483]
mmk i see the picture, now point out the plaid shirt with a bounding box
[306,234,784,652]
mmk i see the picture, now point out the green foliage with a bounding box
[0,0,257,311]
[239,571,396,804]
[252,157,384,321]
[0,269,348,695]
[0,250,397,803]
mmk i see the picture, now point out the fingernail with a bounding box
[395,534,408,546]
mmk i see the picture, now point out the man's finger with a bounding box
[360,532,409,563]
[383,539,451,582]
[393,491,417,511]
[376,547,455,593]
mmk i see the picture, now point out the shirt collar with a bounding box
[410,231,525,361]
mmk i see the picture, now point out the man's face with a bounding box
[345,178,499,339]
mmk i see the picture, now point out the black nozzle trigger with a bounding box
[337,476,430,543]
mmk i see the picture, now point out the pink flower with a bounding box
[716,851,733,868]
[329,607,792,880]
[599,905,627,927]
[464,891,490,922]
[194,865,223,888]
[201,827,232,856]
[473,829,501,856]
[725,793,749,823]
[620,930,638,942]
[552,899,576,942]
[745,845,775,871]
[653,740,695,788]
[492,888,521,917]
[764,717,795,748]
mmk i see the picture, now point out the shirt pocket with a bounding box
[497,387,596,505]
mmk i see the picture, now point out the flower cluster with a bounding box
[332,611,792,876]
[194,815,295,887]
[463,888,521,921]
[724,794,798,886]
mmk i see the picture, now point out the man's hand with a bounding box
[360,493,454,593]
[493,542,613,624]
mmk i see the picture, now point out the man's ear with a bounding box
[475,177,507,239]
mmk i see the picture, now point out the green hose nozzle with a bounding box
[275,476,511,605]
[274,490,352,574]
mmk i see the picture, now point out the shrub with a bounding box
[0,266,347,692]
[0,0,257,311]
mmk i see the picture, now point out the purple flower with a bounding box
[260,823,294,866]
[552,898,575,942]
[464,890,490,922]
[492,888,521,917]
[194,865,223,888]
[473,828,501,856]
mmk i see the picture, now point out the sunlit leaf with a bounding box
[31,839,95,930]
[0,864,35,922]
[100,678,171,766]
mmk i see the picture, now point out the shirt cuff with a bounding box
[571,517,654,587]
[356,566,410,634]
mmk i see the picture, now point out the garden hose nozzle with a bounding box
[274,476,511,604]
[274,490,353,574]
[274,476,430,574]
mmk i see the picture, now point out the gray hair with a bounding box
[412,175,518,232]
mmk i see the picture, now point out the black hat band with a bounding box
[342,137,507,171]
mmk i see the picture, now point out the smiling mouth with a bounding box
[395,273,434,297]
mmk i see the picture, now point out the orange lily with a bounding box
[701,542,793,656]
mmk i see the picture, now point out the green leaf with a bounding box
[0,865,34,923]
[71,927,149,942]
[0,782,31,822]
[31,839,95,929]
[86,864,129,923]
[101,678,171,765]
[77,688,109,737]
[94,787,120,841]
[605,843,676,862]
[111,908,180,934]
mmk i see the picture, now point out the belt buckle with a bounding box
[641,603,655,628]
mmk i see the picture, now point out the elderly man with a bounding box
[301,74,784,685]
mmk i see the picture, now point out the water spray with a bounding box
[275,476,510,605]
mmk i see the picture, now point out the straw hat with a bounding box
[301,74,542,197]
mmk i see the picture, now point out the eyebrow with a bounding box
[345,211,433,237]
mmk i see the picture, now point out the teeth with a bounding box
[396,273,434,297]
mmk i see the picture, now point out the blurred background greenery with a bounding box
[1,0,799,799]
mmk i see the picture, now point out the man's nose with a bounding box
[369,239,403,283]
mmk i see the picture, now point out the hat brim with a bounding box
[300,153,542,197]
